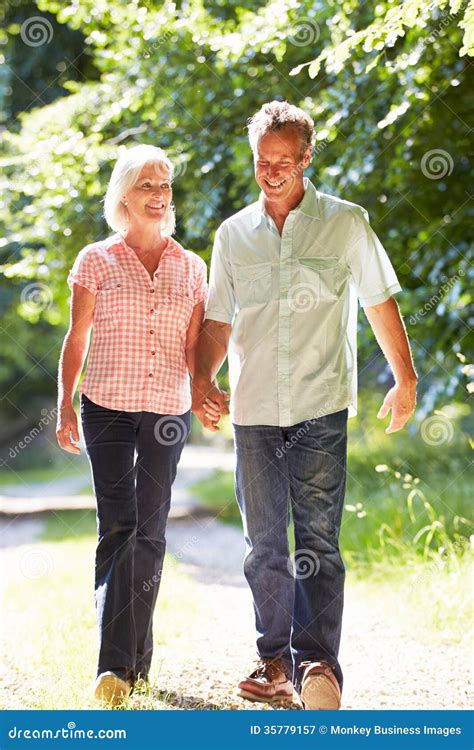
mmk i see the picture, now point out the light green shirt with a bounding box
[205,178,402,427]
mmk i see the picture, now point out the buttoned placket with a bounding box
[277,212,294,427]
[120,238,171,411]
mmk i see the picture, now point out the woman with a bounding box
[56,144,208,705]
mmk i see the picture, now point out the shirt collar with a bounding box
[251,177,322,229]
[113,233,183,257]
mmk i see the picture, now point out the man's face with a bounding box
[254,125,311,206]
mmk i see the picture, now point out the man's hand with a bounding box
[56,404,81,453]
[377,380,417,433]
[192,379,230,432]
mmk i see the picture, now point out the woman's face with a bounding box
[123,161,172,227]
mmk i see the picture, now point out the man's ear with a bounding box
[302,147,313,168]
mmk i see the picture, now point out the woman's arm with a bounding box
[56,284,96,453]
[185,301,205,379]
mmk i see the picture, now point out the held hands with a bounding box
[56,405,81,453]
[192,380,230,432]
[377,380,417,434]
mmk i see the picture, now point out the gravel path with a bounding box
[1,446,471,711]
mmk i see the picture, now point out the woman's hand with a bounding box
[56,404,81,454]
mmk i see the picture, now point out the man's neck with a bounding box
[264,181,306,235]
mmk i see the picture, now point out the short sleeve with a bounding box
[193,256,208,305]
[204,223,236,324]
[67,247,99,295]
[345,208,402,308]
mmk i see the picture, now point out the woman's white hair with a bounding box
[104,144,175,236]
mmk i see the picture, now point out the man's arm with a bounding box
[192,319,231,431]
[364,296,417,433]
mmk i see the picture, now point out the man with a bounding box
[192,101,417,710]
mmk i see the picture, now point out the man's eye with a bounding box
[161,184,171,191]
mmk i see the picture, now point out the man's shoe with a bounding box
[238,657,294,705]
[299,661,341,710]
[94,672,132,706]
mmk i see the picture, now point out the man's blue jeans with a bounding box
[80,393,190,682]
[233,408,348,693]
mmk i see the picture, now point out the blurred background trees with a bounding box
[1,0,472,461]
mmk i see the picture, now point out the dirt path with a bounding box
[0,446,471,710]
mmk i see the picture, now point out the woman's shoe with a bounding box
[93,672,132,706]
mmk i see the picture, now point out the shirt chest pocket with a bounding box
[94,280,129,325]
[233,262,272,307]
[297,257,342,302]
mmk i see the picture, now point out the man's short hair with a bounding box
[247,101,315,157]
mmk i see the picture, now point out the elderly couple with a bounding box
[56,101,417,709]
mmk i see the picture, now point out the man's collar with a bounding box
[251,177,321,228]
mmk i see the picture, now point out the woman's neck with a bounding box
[123,224,167,254]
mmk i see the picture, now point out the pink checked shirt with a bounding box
[67,234,208,415]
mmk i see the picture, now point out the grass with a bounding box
[2,508,470,712]
[2,509,201,710]
[0,457,92,493]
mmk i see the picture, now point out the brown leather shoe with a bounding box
[238,657,294,704]
[300,661,341,710]
[94,672,132,706]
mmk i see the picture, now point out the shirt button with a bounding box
[150,309,154,313]
[151,351,156,355]
[150,289,155,293]
[117,283,121,288]
[149,330,154,334]
[148,372,153,377]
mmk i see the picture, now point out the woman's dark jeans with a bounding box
[80,393,190,682]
